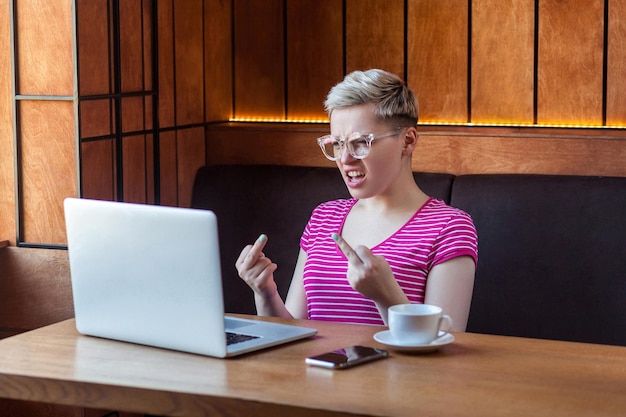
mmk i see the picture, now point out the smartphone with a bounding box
[305,345,389,369]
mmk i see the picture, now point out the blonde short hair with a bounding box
[324,69,418,127]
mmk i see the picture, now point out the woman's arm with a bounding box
[424,256,476,332]
[284,249,309,319]
[236,234,292,318]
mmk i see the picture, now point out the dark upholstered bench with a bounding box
[451,174,626,346]
[192,164,626,346]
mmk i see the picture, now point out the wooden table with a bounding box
[0,316,624,417]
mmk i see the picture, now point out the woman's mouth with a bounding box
[345,170,365,186]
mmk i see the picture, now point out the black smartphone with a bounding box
[305,345,389,369]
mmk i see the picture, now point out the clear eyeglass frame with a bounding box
[316,128,404,161]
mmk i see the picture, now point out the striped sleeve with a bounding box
[430,209,478,267]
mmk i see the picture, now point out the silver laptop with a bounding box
[63,198,316,358]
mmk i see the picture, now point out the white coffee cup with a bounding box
[388,304,452,345]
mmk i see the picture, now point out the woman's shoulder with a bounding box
[306,199,356,228]
[420,198,475,223]
[313,198,356,213]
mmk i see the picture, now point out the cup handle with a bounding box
[437,314,453,338]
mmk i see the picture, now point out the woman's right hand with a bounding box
[235,234,279,300]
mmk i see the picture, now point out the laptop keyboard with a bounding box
[226,332,260,346]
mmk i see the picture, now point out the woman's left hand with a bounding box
[331,233,409,308]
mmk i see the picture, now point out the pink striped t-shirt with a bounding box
[300,198,478,326]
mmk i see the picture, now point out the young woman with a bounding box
[236,69,478,331]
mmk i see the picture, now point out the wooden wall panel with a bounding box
[606,1,626,126]
[174,0,205,125]
[19,101,77,245]
[81,139,115,201]
[15,0,74,96]
[122,135,148,203]
[158,0,176,128]
[144,96,154,130]
[176,127,206,207]
[204,0,232,122]
[159,131,178,206]
[122,96,146,132]
[142,0,154,92]
[206,123,335,167]
[145,134,155,204]
[414,132,626,176]
[537,0,604,125]
[407,0,468,123]
[233,0,285,119]
[7,0,626,248]
[471,0,534,124]
[80,99,113,138]
[346,0,405,78]
[77,0,111,95]
[120,0,146,92]
[206,124,626,178]
[286,0,342,121]
[0,0,15,244]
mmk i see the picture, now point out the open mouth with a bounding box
[346,170,365,185]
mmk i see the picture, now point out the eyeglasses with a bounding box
[316,128,403,161]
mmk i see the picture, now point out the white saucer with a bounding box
[373,330,455,353]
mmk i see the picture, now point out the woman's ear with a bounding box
[402,127,419,155]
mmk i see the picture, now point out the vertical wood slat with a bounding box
[176,127,206,208]
[471,0,535,124]
[19,101,77,245]
[77,0,111,96]
[79,100,113,138]
[346,0,405,79]
[143,0,154,93]
[286,0,343,120]
[0,0,16,244]
[204,0,232,122]
[119,0,145,92]
[121,96,146,132]
[407,0,469,123]
[77,0,114,207]
[233,0,285,119]
[537,0,604,125]
[158,0,175,128]
[119,133,154,205]
[159,131,178,206]
[606,0,626,126]
[122,135,147,204]
[174,0,205,125]
[81,139,115,201]
[145,132,155,204]
[15,0,74,96]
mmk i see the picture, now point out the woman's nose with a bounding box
[339,144,356,163]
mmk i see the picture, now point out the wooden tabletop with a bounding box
[0,316,624,417]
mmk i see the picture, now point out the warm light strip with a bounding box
[420,121,626,130]
[229,117,626,130]
[230,117,329,124]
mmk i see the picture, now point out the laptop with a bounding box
[63,198,316,358]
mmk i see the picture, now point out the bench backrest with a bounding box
[192,165,626,346]
[452,174,626,346]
